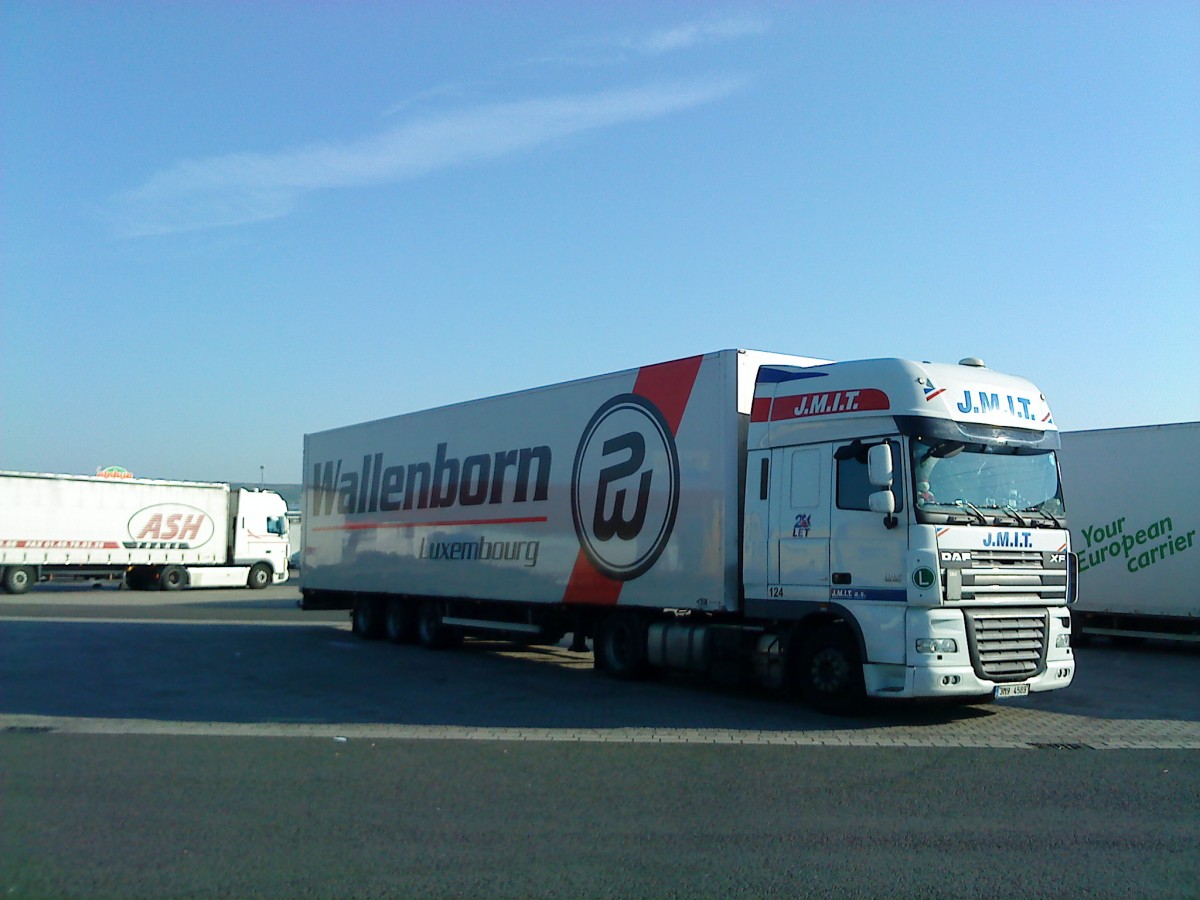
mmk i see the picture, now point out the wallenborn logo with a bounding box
[571,394,681,581]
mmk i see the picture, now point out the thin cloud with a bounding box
[109,78,747,237]
[632,15,769,55]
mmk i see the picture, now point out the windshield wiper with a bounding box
[1003,505,1029,527]
[954,500,989,525]
[1022,504,1063,528]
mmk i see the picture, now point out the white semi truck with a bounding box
[0,471,291,593]
[301,350,1076,710]
[1061,422,1199,642]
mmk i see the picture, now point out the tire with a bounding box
[247,563,272,590]
[352,595,385,639]
[159,565,187,592]
[596,611,650,680]
[385,599,419,644]
[2,565,34,595]
[416,599,460,649]
[798,623,865,714]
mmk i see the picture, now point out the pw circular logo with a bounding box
[571,394,681,581]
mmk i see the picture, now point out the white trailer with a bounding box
[0,471,291,593]
[1061,422,1199,642]
[301,349,1076,710]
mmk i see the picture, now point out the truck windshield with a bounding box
[911,437,1065,527]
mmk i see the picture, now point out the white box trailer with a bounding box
[1061,422,1199,642]
[302,349,1076,710]
[0,471,291,593]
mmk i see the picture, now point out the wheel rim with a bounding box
[418,605,438,644]
[810,647,851,696]
[601,615,646,677]
[607,623,634,669]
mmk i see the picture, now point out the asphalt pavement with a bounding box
[2,584,1198,897]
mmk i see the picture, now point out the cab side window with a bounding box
[836,443,903,512]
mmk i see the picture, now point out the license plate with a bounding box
[994,684,1030,699]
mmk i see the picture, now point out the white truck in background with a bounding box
[0,471,291,593]
[301,349,1076,711]
[1061,422,1199,642]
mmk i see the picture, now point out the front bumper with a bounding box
[863,658,1075,699]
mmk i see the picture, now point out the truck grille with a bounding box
[945,549,1068,603]
[963,608,1048,682]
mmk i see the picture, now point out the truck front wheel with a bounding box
[798,623,865,714]
[247,563,271,589]
[2,566,34,595]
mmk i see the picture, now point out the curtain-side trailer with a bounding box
[301,349,1076,711]
[0,471,291,593]
[1061,422,1199,642]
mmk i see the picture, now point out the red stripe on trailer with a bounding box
[563,551,624,606]
[563,355,704,606]
[631,355,704,435]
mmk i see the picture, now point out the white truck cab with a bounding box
[743,356,1076,701]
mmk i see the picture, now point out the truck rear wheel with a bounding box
[247,563,271,590]
[159,565,187,591]
[416,600,461,649]
[352,595,385,639]
[385,599,419,644]
[798,623,865,714]
[596,611,650,680]
[2,565,34,595]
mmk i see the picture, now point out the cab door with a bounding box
[827,439,908,601]
[770,444,831,603]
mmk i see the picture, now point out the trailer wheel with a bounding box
[416,600,461,650]
[352,595,385,639]
[159,565,187,591]
[596,611,650,680]
[2,566,34,595]
[247,563,272,590]
[385,599,419,644]
[798,623,865,714]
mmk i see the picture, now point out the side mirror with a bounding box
[870,488,898,529]
[869,490,896,515]
[868,443,893,487]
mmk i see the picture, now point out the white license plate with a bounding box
[994,684,1030,699]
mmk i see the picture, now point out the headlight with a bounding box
[1055,634,1071,648]
[915,638,957,654]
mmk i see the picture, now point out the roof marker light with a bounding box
[958,357,986,368]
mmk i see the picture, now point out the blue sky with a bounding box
[3,1,1197,484]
